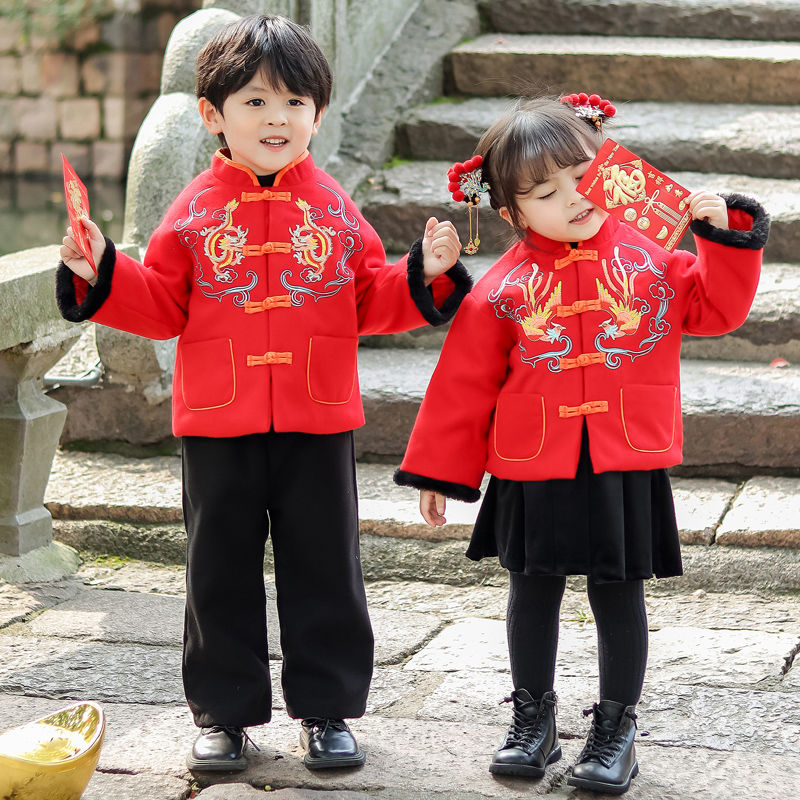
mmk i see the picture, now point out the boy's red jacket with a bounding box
[396,195,768,501]
[57,149,471,437]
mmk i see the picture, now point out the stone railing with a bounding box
[0,245,81,580]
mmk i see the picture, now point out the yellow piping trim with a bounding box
[306,337,356,405]
[620,385,677,453]
[180,339,236,411]
[494,395,546,461]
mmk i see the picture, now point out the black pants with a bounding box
[506,572,648,707]
[181,431,373,728]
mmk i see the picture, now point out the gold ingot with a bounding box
[0,701,105,800]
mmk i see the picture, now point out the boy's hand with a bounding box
[60,216,106,285]
[422,217,461,284]
[687,190,728,230]
[420,489,447,527]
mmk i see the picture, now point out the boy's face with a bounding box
[199,71,323,176]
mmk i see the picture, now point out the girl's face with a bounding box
[500,155,608,243]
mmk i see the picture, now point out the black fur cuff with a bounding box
[406,237,473,326]
[56,236,116,322]
[690,193,770,250]
[393,468,481,503]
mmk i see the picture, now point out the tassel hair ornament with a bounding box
[560,92,616,132]
[447,155,489,254]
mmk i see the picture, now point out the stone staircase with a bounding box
[353,0,800,477]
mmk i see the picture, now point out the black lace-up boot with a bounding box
[489,689,561,777]
[568,700,639,794]
[187,725,254,771]
[300,718,366,769]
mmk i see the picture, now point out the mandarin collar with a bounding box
[210,148,315,188]
[522,215,619,258]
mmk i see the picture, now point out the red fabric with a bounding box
[400,214,762,489]
[89,149,455,437]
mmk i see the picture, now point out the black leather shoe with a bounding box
[568,700,639,794]
[186,725,248,771]
[300,718,366,769]
[489,689,561,777]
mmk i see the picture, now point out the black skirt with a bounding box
[467,424,683,583]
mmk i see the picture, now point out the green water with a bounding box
[0,178,125,258]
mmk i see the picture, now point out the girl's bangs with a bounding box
[512,120,597,194]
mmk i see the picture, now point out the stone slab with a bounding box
[403,617,796,687]
[717,476,800,547]
[480,0,800,41]
[0,634,185,704]
[448,34,800,105]
[638,682,800,756]
[23,586,185,646]
[399,99,800,181]
[643,589,800,634]
[367,580,800,634]
[0,577,80,627]
[416,669,800,756]
[0,245,77,351]
[46,450,182,524]
[670,478,737,544]
[82,772,189,800]
[43,452,755,544]
[13,580,440,668]
[49,524,800,594]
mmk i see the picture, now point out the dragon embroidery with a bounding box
[290,198,336,283]
[199,198,248,283]
[175,188,257,306]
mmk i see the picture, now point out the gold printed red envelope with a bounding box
[61,153,96,273]
[577,139,692,251]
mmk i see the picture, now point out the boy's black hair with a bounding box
[196,14,332,145]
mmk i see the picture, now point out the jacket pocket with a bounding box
[620,384,678,453]
[307,335,357,405]
[493,393,546,461]
[179,338,236,411]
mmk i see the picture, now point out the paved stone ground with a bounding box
[0,557,798,799]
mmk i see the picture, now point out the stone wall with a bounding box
[0,0,202,180]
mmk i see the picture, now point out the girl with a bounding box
[395,94,768,794]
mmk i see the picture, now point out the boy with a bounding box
[57,14,469,772]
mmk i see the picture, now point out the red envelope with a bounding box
[61,153,96,273]
[577,139,693,251]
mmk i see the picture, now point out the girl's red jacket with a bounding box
[57,149,471,438]
[395,194,769,502]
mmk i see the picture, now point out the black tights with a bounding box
[506,572,648,707]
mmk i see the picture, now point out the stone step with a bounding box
[358,160,800,262]
[356,349,800,473]
[363,260,800,364]
[397,99,800,180]
[446,34,800,104]
[44,449,800,551]
[480,0,800,41]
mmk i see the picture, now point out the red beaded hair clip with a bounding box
[447,155,489,254]
[560,92,616,131]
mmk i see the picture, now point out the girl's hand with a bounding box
[420,489,447,527]
[687,190,728,230]
[421,217,461,284]
[60,216,106,285]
